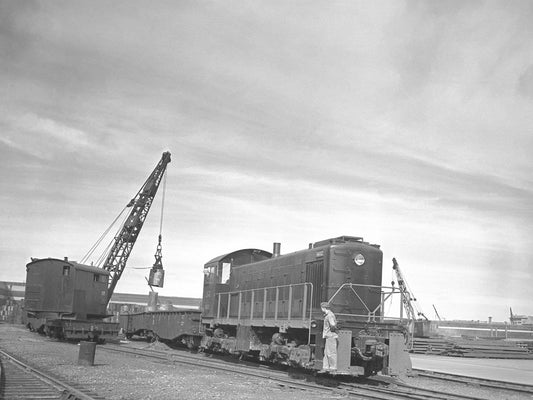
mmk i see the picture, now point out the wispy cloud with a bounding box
[1,1,532,320]
[4,113,92,154]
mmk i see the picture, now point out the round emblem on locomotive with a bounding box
[353,253,365,266]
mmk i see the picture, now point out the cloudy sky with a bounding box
[1,1,532,322]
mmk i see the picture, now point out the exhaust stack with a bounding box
[272,242,281,257]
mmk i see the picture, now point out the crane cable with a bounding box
[94,209,131,267]
[82,169,168,270]
[80,205,129,265]
[130,169,167,271]
[80,170,154,266]
[152,168,167,262]
[159,169,167,239]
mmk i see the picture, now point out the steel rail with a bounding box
[103,345,337,396]
[412,368,533,395]
[0,349,103,400]
[341,381,489,400]
[104,343,498,400]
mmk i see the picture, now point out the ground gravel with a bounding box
[0,325,337,399]
[0,324,527,400]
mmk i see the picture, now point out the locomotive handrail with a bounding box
[328,283,404,323]
[215,282,314,344]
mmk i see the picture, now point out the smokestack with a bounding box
[272,242,281,257]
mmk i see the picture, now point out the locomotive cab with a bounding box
[201,249,272,321]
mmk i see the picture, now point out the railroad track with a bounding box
[105,343,513,400]
[0,349,104,400]
[341,380,490,400]
[413,368,533,396]
[104,344,330,395]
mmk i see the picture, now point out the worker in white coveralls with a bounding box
[320,301,338,372]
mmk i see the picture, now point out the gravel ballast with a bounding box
[0,324,526,400]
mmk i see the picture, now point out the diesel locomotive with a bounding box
[120,236,412,377]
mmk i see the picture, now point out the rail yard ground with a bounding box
[0,323,531,400]
[411,353,533,385]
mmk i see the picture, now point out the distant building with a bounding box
[0,281,25,323]
[0,281,25,301]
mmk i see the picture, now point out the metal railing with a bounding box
[328,283,413,346]
[215,282,314,327]
[328,283,405,322]
[213,282,410,345]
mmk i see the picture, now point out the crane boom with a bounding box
[432,304,442,321]
[103,151,171,303]
[392,258,416,322]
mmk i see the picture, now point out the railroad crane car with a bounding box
[24,152,171,341]
[25,258,117,340]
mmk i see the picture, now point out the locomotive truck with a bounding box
[120,236,413,377]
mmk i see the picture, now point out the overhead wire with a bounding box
[94,210,130,267]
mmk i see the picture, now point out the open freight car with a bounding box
[119,309,202,347]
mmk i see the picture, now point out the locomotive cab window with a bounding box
[62,265,70,276]
[221,262,231,284]
[93,274,102,282]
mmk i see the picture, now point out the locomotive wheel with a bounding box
[147,333,159,343]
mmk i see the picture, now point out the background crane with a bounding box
[391,258,429,348]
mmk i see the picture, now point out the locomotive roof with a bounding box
[70,262,111,275]
[204,248,272,266]
[26,258,111,275]
[312,235,364,247]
